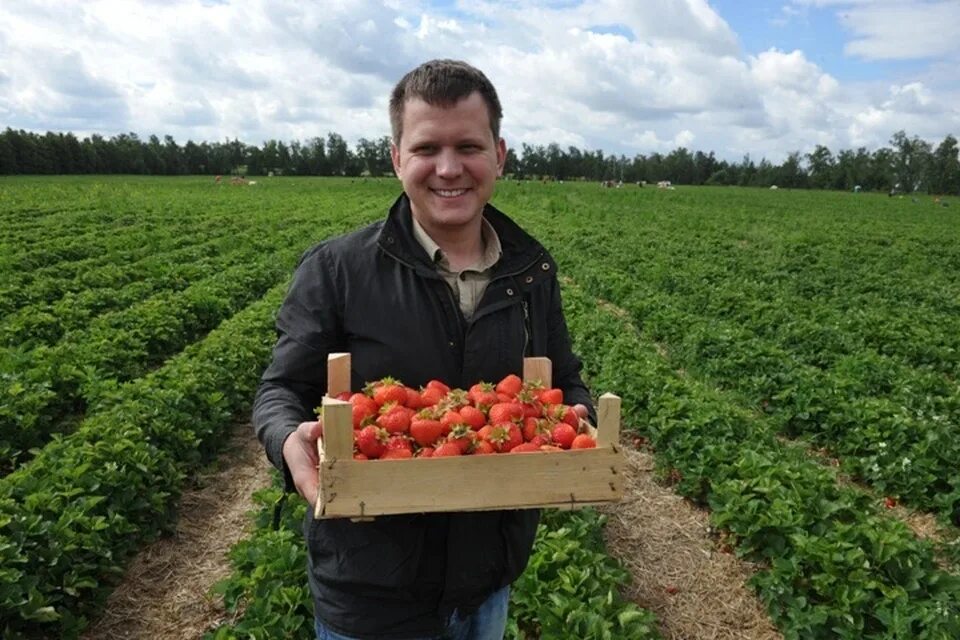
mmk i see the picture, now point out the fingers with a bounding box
[298,419,322,441]
[572,403,590,420]
[283,422,323,507]
[295,470,319,510]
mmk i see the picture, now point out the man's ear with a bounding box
[496,138,507,176]
[390,141,402,178]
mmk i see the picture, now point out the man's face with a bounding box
[391,92,506,235]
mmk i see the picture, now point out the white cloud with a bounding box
[793,0,960,60]
[0,0,957,163]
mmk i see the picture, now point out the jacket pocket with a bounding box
[307,514,425,591]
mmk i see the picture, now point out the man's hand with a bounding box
[283,420,323,508]
[572,404,590,422]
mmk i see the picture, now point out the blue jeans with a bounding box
[314,585,510,640]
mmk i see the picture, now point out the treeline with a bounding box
[1,127,958,194]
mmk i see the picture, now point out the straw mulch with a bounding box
[81,421,273,640]
[600,444,783,640]
[80,421,785,640]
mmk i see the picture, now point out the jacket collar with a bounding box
[377,193,545,276]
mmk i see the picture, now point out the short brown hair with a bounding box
[389,59,503,144]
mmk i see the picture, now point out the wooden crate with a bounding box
[315,353,624,519]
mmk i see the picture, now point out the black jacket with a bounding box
[252,193,593,638]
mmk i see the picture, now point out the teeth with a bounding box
[434,188,467,197]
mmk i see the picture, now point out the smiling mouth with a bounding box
[432,188,468,198]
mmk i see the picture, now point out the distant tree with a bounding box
[306,136,327,175]
[776,151,807,188]
[355,136,392,176]
[504,147,519,177]
[927,134,960,195]
[737,154,757,186]
[806,145,836,190]
[890,130,931,192]
[145,135,166,174]
[326,132,349,176]
[0,130,17,173]
[664,147,694,184]
[692,150,717,185]
[163,135,182,174]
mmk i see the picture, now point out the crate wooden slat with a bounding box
[315,352,624,519]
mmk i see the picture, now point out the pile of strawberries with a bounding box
[328,374,597,460]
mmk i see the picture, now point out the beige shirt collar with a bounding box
[412,216,502,273]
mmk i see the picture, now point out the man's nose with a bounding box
[435,149,462,177]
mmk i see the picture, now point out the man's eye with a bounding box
[413,146,437,154]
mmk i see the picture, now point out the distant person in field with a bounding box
[252,59,594,639]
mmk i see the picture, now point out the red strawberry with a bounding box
[543,403,580,428]
[467,382,499,408]
[410,417,444,448]
[426,379,451,394]
[488,402,523,425]
[369,377,408,406]
[516,389,543,418]
[353,452,369,460]
[376,403,412,434]
[381,448,413,459]
[484,423,522,453]
[510,442,541,453]
[334,391,352,401]
[433,442,462,457]
[522,417,552,443]
[458,405,486,430]
[440,410,466,435]
[551,423,577,449]
[443,388,469,410]
[528,434,551,447]
[495,373,523,397]
[405,387,424,410]
[474,440,496,455]
[385,434,413,453]
[571,434,596,449]
[416,446,435,458]
[420,386,446,407]
[447,424,477,454]
[355,425,387,459]
[350,393,379,428]
[538,388,563,405]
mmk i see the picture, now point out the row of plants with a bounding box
[1,225,303,350]
[566,246,960,525]
[558,274,960,638]
[500,186,960,525]
[0,177,394,317]
[0,283,288,639]
[204,483,661,640]
[548,235,960,523]
[0,249,299,475]
[0,209,252,300]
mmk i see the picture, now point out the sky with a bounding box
[1,0,959,163]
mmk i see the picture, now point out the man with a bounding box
[253,59,594,640]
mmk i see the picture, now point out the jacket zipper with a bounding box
[521,298,530,356]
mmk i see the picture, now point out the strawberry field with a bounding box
[1,175,959,639]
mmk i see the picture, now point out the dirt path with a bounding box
[81,421,273,640]
[601,445,782,640]
[81,419,781,640]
